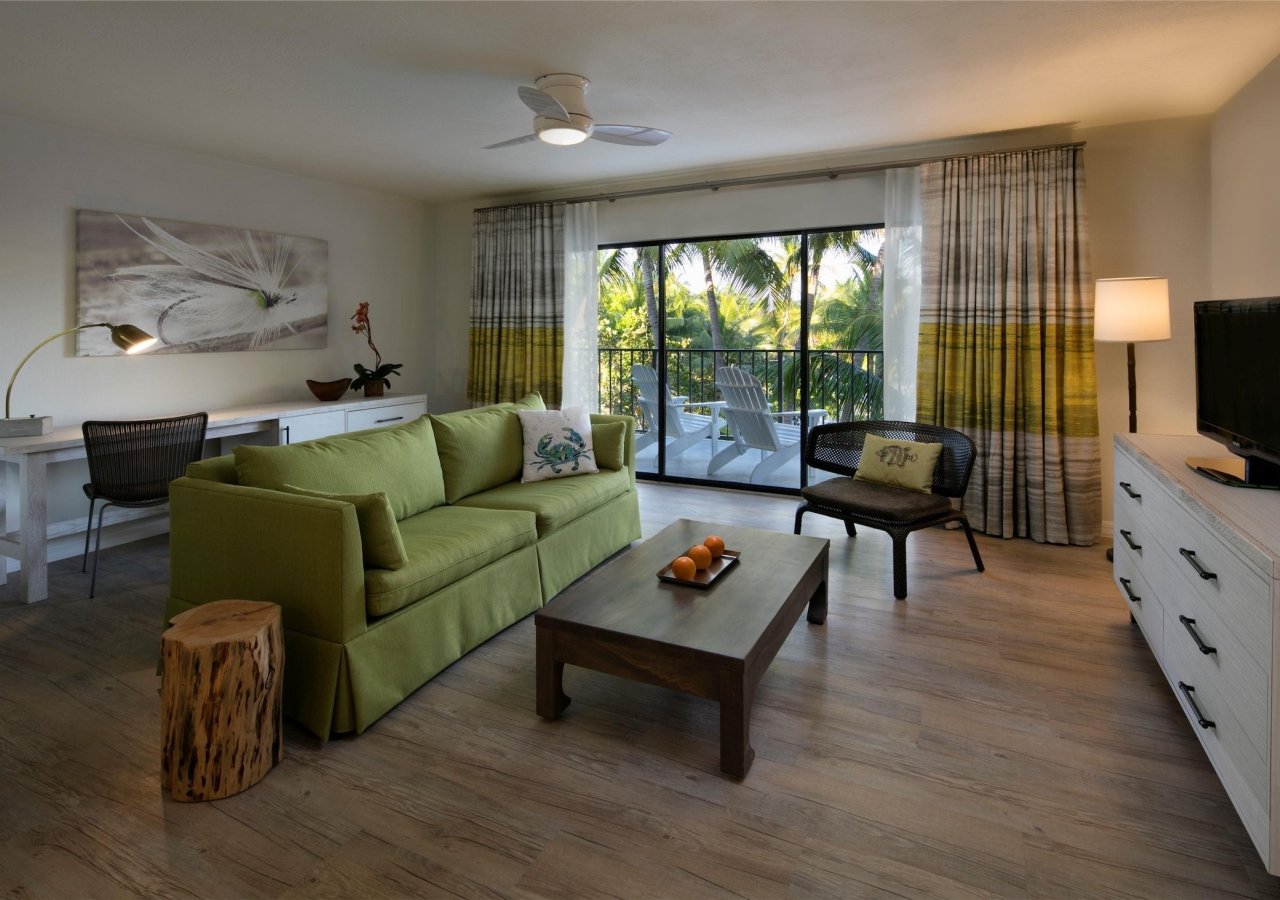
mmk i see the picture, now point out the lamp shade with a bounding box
[110,323,158,354]
[1095,277,1171,343]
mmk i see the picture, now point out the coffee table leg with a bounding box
[807,576,827,624]
[719,669,755,778]
[536,625,570,719]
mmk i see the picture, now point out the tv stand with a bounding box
[1186,454,1280,490]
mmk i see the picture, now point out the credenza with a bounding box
[0,392,427,604]
[1113,432,1280,872]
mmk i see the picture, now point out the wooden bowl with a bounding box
[306,378,352,401]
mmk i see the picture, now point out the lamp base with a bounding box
[0,416,53,437]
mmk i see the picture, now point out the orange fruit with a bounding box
[671,556,697,580]
[703,535,725,559]
[687,544,713,570]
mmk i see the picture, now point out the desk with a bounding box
[0,393,427,603]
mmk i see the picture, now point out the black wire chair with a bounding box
[81,412,208,597]
[795,420,985,599]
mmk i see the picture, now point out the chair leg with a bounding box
[844,518,857,537]
[794,504,806,535]
[81,497,96,573]
[960,518,985,572]
[892,533,909,600]
[89,502,111,599]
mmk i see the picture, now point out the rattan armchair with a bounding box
[794,420,984,599]
[81,412,208,597]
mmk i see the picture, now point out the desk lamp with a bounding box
[1,322,157,437]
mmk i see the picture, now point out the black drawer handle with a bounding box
[1118,577,1141,604]
[375,416,405,424]
[282,424,291,445]
[1177,682,1216,729]
[1119,481,1142,499]
[1119,529,1142,551]
[1179,548,1217,580]
[1178,615,1217,655]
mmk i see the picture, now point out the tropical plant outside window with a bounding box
[598,228,885,490]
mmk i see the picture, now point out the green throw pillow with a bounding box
[234,416,445,519]
[854,433,943,493]
[281,484,408,570]
[430,394,547,503]
[591,420,627,472]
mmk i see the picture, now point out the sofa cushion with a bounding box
[365,505,538,618]
[591,420,627,472]
[801,476,954,524]
[518,407,599,482]
[454,467,631,537]
[234,416,446,519]
[281,484,408,571]
[430,393,546,503]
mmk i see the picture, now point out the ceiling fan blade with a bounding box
[483,133,540,150]
[518,85,570,123]
[590,124,672,146]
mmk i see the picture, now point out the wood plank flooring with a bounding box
[2,482,1278,898]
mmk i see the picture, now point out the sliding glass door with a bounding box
[598,226,884,491]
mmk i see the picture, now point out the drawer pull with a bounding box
[375,416,405,424]
[282,425,291,445]
[1118,481,1142,499]
[1118,577,1141,604]
[1178,548,1217,580]
[1177,682,1216,729]
[1119,529,1142,552]
[1178,615,1217,655]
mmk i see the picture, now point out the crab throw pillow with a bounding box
[518,408,599,482]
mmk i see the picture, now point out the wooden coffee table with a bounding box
[535,518,829,777]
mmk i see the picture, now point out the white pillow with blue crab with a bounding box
[518,408,599,482]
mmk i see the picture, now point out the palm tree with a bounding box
[598,246,662,344]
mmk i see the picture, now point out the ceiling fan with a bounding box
[483,73,672,150]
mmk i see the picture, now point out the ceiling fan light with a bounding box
[538,126,588,146]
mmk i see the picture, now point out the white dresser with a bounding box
[277,395,428,444]
[1114,432,1280,871]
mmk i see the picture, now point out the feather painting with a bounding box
[75,210,328,355]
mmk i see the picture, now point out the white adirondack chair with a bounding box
[710,366,828,484]
[630,364,718,460]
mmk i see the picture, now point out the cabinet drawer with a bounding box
[346,401,427,432]
[281,410,347,444]
[1151,503,1271,670]
[1113,451,1167,527]
[1112,544,1162,659]
[1162,615,1269,841]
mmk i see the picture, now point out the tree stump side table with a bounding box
[161,599,284,802]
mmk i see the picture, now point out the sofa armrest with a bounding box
[590,414,637,487]
[169,476,367,644]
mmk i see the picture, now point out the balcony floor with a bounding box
[632,431,837,491]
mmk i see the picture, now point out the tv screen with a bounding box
[1194,297,1280,485]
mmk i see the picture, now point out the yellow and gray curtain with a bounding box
[469,204,565,407]
[917,146,1100,545]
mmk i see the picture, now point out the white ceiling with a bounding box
[2,1,1278,204]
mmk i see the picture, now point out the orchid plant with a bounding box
[349,302,402,391]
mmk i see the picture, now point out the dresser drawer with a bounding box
[1112,543,1163,659]
[1151,502,1271,670]
[346,401,427,432]
[1114,451,1167,525]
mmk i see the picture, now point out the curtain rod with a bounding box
[475,140,1086,211]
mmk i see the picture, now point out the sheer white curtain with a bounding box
[881,167,922,421]
[561,201,599,410]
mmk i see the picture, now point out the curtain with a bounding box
[917,147,1100,545]
[468,204,564,407]
[881,167,922,421]
[561,202,599,410]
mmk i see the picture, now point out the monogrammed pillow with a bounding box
[853,433,943,493]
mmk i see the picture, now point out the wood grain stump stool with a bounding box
[161,600,284,802]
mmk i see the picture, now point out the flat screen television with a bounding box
[1193,297,1280,488]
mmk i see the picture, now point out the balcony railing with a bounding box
[599,347,884,425]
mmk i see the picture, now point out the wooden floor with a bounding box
[2,483,1278,898]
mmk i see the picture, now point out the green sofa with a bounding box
[167,396,640,739]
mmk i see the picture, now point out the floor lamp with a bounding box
[1095,277,1171,562]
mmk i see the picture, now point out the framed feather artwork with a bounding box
[75,210,329,355]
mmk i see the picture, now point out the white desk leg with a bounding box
[0,459,8,588]
[18,454,48,603]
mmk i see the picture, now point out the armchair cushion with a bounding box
[802,477,954,524]
[233,416,445,519]
[281,484,408,571]
[854,434,943,493]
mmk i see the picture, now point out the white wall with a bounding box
[1,114,432,551]
[1211,55,1280,298]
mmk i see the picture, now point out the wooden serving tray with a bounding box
[656,550,741,589]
